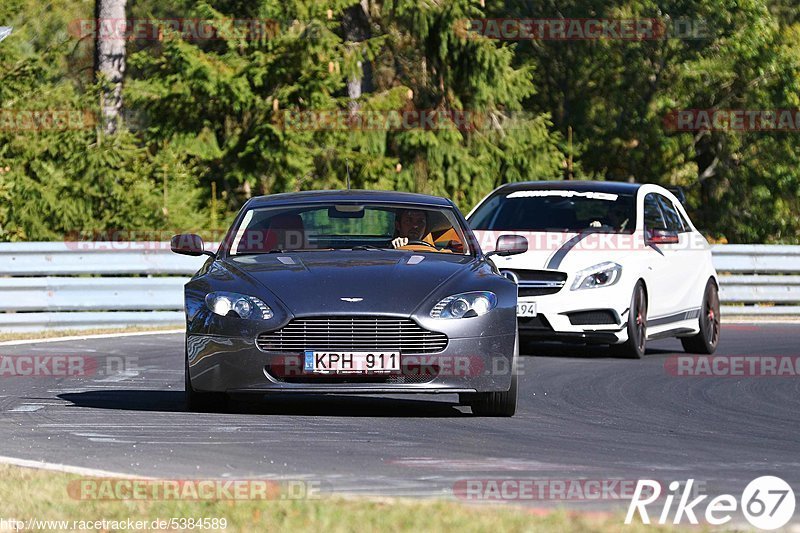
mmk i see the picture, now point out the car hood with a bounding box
[475,230,642,272]
[221,250,477,315]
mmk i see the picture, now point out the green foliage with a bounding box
[495,0,800,242]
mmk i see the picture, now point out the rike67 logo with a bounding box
[625,476,796,530]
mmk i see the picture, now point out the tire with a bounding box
[618,281,647,359]
[681,279,721,354]
[185,354,228,412]
[461,335,519,417]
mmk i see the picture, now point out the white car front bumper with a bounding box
[515,275,634,344]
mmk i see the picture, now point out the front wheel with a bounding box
[464,372,518,417]
[681,280,721,354]
[460,335,518,417]
[185,356,228,412]
[618,281,647,359]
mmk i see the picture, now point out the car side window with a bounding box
[676,207,692,232]
[643,194,666,231]
[656,195,685,232]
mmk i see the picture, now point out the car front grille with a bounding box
[256,316,448,354]
[500,269,567,297]
[517,314,554,331]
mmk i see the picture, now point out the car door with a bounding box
[642,193,684,319]
[656,194,705,314]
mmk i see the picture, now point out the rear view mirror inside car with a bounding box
[329,205,365,218]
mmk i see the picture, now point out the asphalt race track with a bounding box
[1,324,799,512]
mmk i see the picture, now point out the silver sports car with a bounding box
[171,190,527,416]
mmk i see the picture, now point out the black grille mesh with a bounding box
[567,310,618,325]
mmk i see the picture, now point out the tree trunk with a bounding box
[342,1,373,114]
[94,0,127,135]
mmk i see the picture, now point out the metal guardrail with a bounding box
[0,242,796,332]
[0,242,205,276]
[0,243,207,332]
[711,245,800,317]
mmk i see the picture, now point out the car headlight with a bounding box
[205,291,273,319]
[430,291,497,319]
[571,262,622,290]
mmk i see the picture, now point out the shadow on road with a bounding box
[521,341,680,359]
[58,390,472,417]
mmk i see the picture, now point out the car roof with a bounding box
[246,189,453,208]
[495,180,642,195]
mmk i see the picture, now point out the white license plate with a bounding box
[304,351,400,373]
[517,302,537,317]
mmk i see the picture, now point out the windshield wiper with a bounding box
[232,249,287,256]
[347,245,387,251]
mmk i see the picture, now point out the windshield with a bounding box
[226,202,471,255]
[469,189,636,233]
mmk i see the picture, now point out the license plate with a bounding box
[304,351,400,373]
[517,302,537,317]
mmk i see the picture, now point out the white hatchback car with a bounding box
[468,181,720,358]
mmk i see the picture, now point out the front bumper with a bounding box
[187,334,516,394]
[516,282,631,344]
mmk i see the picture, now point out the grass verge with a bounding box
[0,464,699,532]
[0,325,182,343]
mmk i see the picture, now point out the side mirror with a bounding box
[646,229,679,245]
[487,234,528,258]
[171,234,213,257]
